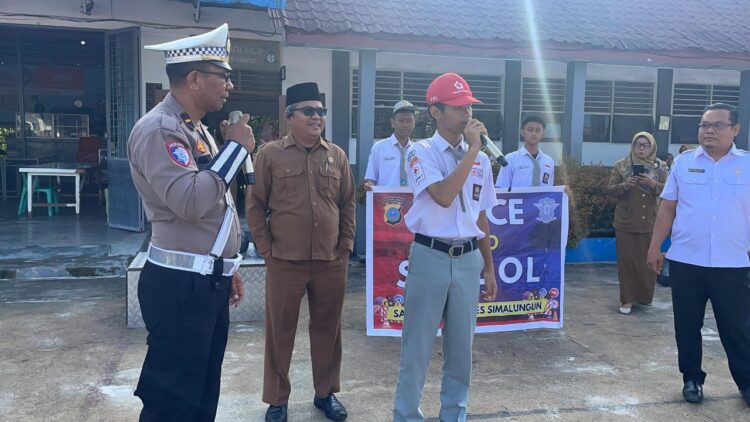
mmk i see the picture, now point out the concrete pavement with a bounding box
[1,263,748,421]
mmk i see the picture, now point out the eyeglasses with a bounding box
[634,142,651,149]
[190,69,232,84]
[698,122,734,131]
[289,106,328,117]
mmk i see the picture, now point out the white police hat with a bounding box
[145,23,232,70]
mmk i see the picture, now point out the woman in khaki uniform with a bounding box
[606,132,668,314]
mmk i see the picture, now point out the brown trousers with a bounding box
[263,255,348,405]
[615,230,656,304]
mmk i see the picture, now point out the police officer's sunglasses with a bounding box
[189,69,232,84]
[289,106,328,117]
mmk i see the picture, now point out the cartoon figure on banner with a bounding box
[374,296,390,327]
[383,197,404,225]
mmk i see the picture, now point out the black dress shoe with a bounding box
[314,393,348,420]
[742,387,750,407]
[265,404,288,422]
[682,380,703,403]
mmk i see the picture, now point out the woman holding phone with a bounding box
[605,132,669,314]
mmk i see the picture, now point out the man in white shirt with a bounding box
[393,73,498,422]
[647,103,750,407]
[363,100,417,189]
[496,115,555,189]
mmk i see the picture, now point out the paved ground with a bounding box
[1,263,748,421]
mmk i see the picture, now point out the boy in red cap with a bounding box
[393,73,498,422]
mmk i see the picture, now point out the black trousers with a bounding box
[135,261,231,422]
[669,260,750,390]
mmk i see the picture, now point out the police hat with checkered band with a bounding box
[145,23,232,70]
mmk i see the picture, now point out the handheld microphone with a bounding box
[228,110,255,185]
[480,135,508,167]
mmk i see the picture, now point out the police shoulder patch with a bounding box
[165,141,192,167]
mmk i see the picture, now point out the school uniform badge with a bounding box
[382,197,404,225]
[166,141,192,167]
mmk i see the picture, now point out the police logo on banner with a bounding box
[534,197,559,224]
[166,141,191,167]
[382,197,404,225]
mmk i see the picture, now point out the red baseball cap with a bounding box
[426,73,482,106]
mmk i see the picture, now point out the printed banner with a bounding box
[366,186,568,336]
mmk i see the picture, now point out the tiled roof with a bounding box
[284,0,750,53]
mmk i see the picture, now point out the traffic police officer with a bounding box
[363,100,417,189]
[647,103,750,407]
[393,73,498,422]
[128,24,255,421]
[496,114,555,189]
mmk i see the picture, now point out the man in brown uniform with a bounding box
[246,82,356,422]
[128,24,255,421]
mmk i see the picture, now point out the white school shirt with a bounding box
[495,145,555,188]
[404,131,498,239]
[364,134,413,187]
[661,145,750,268]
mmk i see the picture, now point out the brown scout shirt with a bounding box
[605,168,667,234]
[246,133,356,261]
[128,93,241,258]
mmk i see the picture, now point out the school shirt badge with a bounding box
[534,197,559,224]
[166,141,192,167]
[382,197,404,225]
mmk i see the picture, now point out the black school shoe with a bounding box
[314,393,348,420]
[682,380,703,403]
[265,404,287,422]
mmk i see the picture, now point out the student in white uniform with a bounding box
[363,100,417,189]
[393,73,498,422]
[647,103,750,407]
[495,115,555,189]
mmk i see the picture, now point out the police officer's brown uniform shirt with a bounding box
[246,133,356,261]
[128,93,240,257]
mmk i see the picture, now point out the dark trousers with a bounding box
[263,256,348,405]
[669,260,750,390]
[135,261,231,422]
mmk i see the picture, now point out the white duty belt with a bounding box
[147,191,242,277]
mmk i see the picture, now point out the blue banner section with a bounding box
[201,0,286,9]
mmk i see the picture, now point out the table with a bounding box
[18,163,92,215]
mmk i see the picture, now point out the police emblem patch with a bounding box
[534,197,559,224]
[382,197,404,225]
[166,141,192,167]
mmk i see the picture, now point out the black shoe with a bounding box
[682,380,703,403]
[265,404,288,422]
[742,387,750,407]
[657,275,671,287]
[314,393,348,420]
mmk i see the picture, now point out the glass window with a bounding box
[612,115,654,143]
[583,114,611,143]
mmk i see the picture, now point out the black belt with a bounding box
[414,233,478,258]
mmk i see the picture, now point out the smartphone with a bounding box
[632,164,645,176]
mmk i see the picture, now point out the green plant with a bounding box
[556,157,616,248]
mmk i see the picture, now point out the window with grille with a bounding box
[583,80,654,143]
[671,84,740,144]
[521,78,566,142]
[352,70,503,141]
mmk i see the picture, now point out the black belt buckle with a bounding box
[448,244,465,257]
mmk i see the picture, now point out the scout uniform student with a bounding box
[393,73,498,422]
[495,114,555,189]
[246,82,356,422]
[363,100,417,189]
[128,23,255,421]
[647,103,750,407]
